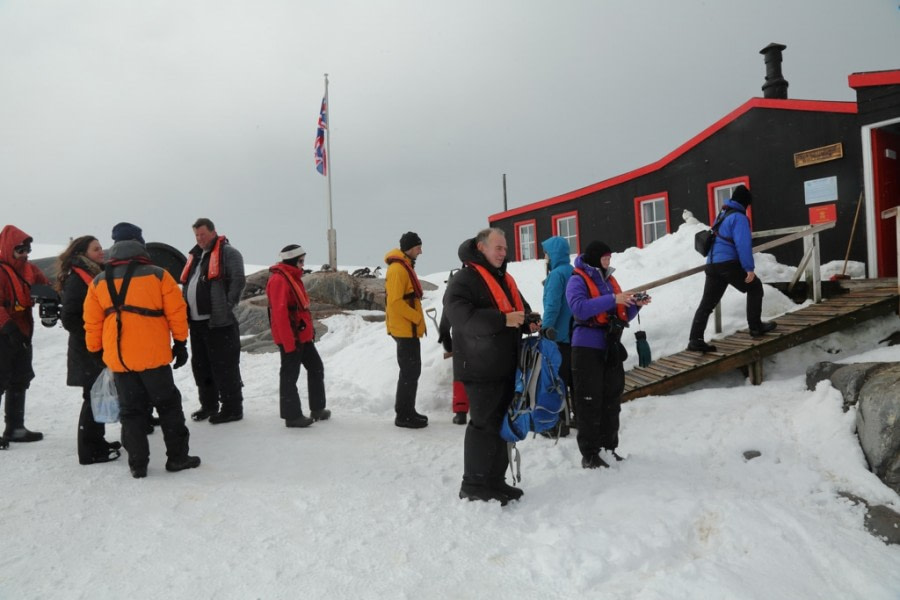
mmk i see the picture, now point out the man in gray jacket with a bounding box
[180,218,246,424]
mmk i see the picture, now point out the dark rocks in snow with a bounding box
[743,450,762,461]
[838,492,900,545]
[237,269,431,354]
[808,361,900,497]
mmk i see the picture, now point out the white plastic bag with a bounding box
[90,368,120,423]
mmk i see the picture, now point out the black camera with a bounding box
[524,313,542,327]
[632,292,651,303]
[30,284,61,328]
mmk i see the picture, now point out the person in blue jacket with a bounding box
[540,236,574,435]
[687,185,776,353]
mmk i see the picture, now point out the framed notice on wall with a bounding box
[804,176,838,205]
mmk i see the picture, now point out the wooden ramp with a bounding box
[622,281,899,402]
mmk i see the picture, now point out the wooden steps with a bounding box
[622,282,899,402]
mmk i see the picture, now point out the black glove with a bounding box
[1,321,29,349]
[172,340,188,369]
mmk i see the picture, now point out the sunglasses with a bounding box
[13,245,32,254]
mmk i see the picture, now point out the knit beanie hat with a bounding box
[279,244,306,266]
[582,240,612,268]
[731,185,752,208]
[400,231,423,252]
[111,222,145,245]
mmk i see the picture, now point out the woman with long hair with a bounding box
[56,236,121,464]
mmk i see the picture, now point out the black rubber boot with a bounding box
[3,389,42,442]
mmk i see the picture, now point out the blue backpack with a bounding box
[501,335,567,480]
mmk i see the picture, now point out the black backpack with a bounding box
[694,208,737,257]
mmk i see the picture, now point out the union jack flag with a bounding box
[314,97,327,175]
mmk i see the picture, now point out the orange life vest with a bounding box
[572,267,628,326]
[71,266,95,286]
[179,236,227,284]
[269,264,310,310]
[468,263,524,313]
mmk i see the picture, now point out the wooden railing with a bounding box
[883,206,900,313]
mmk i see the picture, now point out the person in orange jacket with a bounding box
[266,244,330,428]
[83,222,199,478]
[0,225,50,448]
[384,232,428,429]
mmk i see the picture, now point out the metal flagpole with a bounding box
[324,73,337,271]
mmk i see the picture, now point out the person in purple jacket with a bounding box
[687,185,776,353]
[566,241,650,469]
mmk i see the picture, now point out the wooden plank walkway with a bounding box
[622,281,899,402]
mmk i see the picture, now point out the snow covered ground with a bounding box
[3,223,900,599]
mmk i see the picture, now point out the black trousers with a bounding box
[279,343,326,420]
[572,346,625,456]
[689,260,764,341]
[189,321,244,414]
[393,337,421,416]
[77,385,108,463]
[114,366,190,468]
[0,338,34,432]
[462,378,514,487]
[556,341,573,406]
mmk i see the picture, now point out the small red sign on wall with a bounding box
[809,203,837,225]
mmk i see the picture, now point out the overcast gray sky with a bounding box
[2,0,899,274]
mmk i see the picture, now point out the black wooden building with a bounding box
[489,45,900,278]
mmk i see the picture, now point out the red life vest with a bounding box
[179,236,227,284]
[468,263,524,313]
[385,256,423,299]
[0,263,33,311]
[572,267,627,326]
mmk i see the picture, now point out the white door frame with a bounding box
[861,116,900,278]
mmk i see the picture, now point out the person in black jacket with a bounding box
[56,236,121,464]
[180,218,246,424]
[444,228,540,505]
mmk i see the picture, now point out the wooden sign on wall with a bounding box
[794,143,843,168]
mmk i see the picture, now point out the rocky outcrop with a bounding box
[807,361,900,497]
[237,270,434,354]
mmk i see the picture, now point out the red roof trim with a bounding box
[848,70,900,89]
[489,97,858,222]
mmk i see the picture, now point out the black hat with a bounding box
[111,222,144,245]
[582,240,612,268]
[400,231,422,252]
[731,185,752,208]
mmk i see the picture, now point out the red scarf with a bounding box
[572,267,628,325]
[269,264,310,310]
[468,263,524,313]
[180,236,226,284]
[385,256,423,299]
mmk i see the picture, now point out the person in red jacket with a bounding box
[266,245,330,428]
[0,224,50,448]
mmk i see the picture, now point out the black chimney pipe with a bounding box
[760,43,788,99]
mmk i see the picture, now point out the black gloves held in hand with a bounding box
[172,339,189,369]
[1,321,29,349]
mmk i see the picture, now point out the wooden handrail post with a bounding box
[882,206,900,313]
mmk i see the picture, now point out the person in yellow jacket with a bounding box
[83,222,200,479]
[384,231,428,428]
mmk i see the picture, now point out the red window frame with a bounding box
[550,210,580,254]
[513,219,537,261]
[633,192,670,248]
[706,176,752,225]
